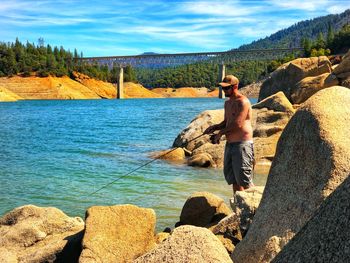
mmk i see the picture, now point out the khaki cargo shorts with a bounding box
[224,141,254,187]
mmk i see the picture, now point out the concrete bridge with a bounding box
[84,47,304,99]
[81,47,304,69]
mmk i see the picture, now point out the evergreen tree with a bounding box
[315,32,326,49]
[124,65,137,82]
[326,24,335,47]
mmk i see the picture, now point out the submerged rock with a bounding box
[232,86,350,263]
[133,225,232,263]
[79,204,156,263]
[150,147,186,162]
[0,205,84,263]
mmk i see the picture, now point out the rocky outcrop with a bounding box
[232,86,350,263]
[189,142,224,168]
[0,205,84,263]
[0,75,101,100]
[207,187,265,254]
[252,91,295,165]
[0,86,23,102]
[210,213,242,253]
[259,56,332,101]
[290,73,339,104]
[133,225,232,263]
[173,109,224,152]
[233,186,265,237]
[79,204,156,263]
[123,82,163,98]
[0,74,167,100]
[333,49,350,88]
[178,192,231,227]
[239,79,264,99]
[273,174,350,263]
[71,71,116,99]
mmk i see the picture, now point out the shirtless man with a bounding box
[204,75,254,194]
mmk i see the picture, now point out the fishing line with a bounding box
[90,133,209,195]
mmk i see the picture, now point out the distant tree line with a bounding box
[0,38,137,83]
[302,24,350,56]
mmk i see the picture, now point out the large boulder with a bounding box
[173,109,224,152]
[79,204,156,263]
[187,151,216,167]
[333,49,350,77]
[233,186,265,237]
[210,213,242,254]
[252,92,295,166]
[0,205,84,263]
[178,192,231,227]
[273,174,350,263]
[239,79,264,99]
[333,49,350,88]
[149,148,186,162]
[209,187,265,254]
[133,225,232,263]
[259,56,332,101]
[189,142,225,168]
[232,86,350,263]
[290,73,339,104]
[172,109,226,168]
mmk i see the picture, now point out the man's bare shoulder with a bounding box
[238,95,251,106]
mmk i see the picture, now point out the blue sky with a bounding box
[1,0,349,57]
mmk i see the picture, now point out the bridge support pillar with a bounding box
[218,64,226,99]
[117,67,124,99]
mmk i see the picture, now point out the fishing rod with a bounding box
[90,132,211,195]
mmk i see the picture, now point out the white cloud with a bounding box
[180,1,261,17]
[327,4,350,14]
[267,0,342,11]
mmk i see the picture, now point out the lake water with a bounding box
[0,98,264,231]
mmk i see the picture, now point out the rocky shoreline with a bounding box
[1,51,350,262]
[0,72,222,102]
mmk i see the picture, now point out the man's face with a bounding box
[222,85,233,95]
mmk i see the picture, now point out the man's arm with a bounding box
[204,119,226,134]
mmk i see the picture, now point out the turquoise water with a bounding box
[0,98,261,230]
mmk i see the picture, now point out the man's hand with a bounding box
[204,125,216,135]
[210,132,222,144]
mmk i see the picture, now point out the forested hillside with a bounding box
[239,9,350,50]
[136,60,278,89]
